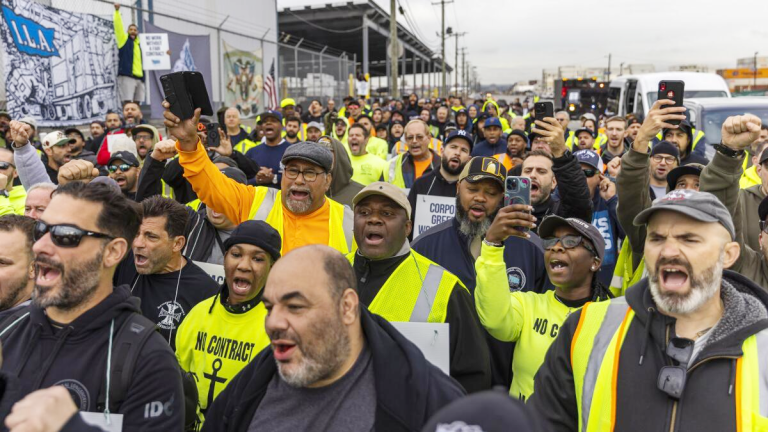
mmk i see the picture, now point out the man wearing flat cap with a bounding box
[348,182,491,393]
[164,104,354,255]
[176,220,282,423]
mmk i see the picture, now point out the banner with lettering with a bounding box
[0,0,119,126]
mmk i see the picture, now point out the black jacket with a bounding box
[0,286,185,431]
[531,151,593,232]
[182,203,226,263]
[352,249,492,393]
[529,270,768,432]
[407,168,458,233]
[201,308,465,432]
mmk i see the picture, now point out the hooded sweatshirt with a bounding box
[325,136,364,207]
[200,307,465,432]
[0,285,185,431]
[481,100,511,131]
[529,271,768,432]
[331,117,349,144]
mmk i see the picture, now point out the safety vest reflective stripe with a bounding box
[654,129,705,150]
[566,131,576,150]
[572,299,768,431]
[248,188,353,254]
[186,199,202,211]
[161,180,174,199]
[345,250,460,323]
[386,154,406,188]
[609,241,646,297]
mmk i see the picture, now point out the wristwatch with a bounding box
[714,143,745,158]
[482,238,503,248]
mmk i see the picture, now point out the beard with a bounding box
[284,186,314,214]
[272,307,351,388]
[648,252,723,315]
[33,249,103,311]
[0,270,30,311]
[455,195,497,239]
[441,156,465,176]
[286,130,298,139]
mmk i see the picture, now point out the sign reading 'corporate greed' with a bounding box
[413,195,456,239]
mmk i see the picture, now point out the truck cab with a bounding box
[684,97,768,160]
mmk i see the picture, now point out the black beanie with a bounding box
[223,220,282,261]
[651,140,680,163]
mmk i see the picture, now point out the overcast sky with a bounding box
[277,0,767,85]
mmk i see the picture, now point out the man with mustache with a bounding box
[201,245,464,431]
[245,110,288,189]
[384,120,439,189]
[349,182,491,393]
[129,124,160,165]
[0,215,35,321]
[529,187,768,431]
[64,128,99,166]
[114,196,219,348]
[106,150,140,200]
[176,220,281,423]
[0,182,184,430]
[166,103,354,256]
[407,130,473,228]
[346,123,386,186]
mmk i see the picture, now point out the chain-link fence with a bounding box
[278,42,356,103]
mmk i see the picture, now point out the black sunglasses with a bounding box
[582,169,598,178]
[0,161,15,170]
[543,234,597,256]
[108,164,134,173]
[34,220,115,248]
[657,337,694,399]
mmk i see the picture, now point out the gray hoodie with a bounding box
[325,136,364,207]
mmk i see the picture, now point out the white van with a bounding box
[607,72,731,118]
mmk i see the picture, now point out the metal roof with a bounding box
[279,1,452,77]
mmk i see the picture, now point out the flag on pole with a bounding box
[264,60,278,110]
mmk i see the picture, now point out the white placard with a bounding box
[390,322,449,374]
[193,261,225,285]
[140,33,171,70]
[80,412,123,432]
[413,195,455,239]
[106,133,127,153]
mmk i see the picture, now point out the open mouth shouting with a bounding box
[134,253,150,269]
[363,227,386,247]
[113,174,127,188]
[288,187,311,202]
[35,258,63,286]
[468,204,487,220]
[658,265,690,293]
[231,277,253,296]
[548,258,569,275]
[272,339,298,362]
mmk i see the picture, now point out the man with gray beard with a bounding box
[0,215,35,321]
[201,245,464,432]
[0,182,184,431]
[412,156,547,388]
[530,188,768,431]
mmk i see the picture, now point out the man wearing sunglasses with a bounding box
[165,103,354,256]
[476,215,612,401]
[0,182,184,430]
[575,149,624,286]
[531,118,768,432]
[0,148,25,216]
[0,215,35,321]
[106,150,141,201]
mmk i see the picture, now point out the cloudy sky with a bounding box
[278,0,767,85]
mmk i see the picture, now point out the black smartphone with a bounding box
[534,101,554,119]
[206,122,220,147]
[161,71,213,120]
[658,80,685,125]
[504,176,532,233]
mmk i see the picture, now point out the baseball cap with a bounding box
[19,116,37,131]
[634,189,735,240]
[107,150,140,167]
[257,110,283,124]
[211,154,238,168]
[538,215,606,262]
[220,166,248,185]
[420,388,540,432]
[575,127,596,138]
[223,220,282,261]
[445,130,473,150]
[580,113,597,122]
[281,141,334,172]
[0,112,11,121]
[758,195,768,222]
[484,117,502,129]
[353,182,412,219]
[574,149,604,172]
[280,98,296,108]
[759,147,768,165]
[306,121,324,132]
[42,131,75,149]
[64,128,85,140]
[459,156,507,189]
[666,163,704,191]
[129,124,158,138]
[651,140,680,163]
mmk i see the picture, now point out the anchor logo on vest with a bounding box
[157,301,185,330]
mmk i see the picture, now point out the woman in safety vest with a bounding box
[475,213,612,401]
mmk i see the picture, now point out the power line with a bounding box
[285,10,364,34]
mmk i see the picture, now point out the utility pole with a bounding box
[450,31,466,96]
[605,53,612,82]
[461,48,466,98]
[619,62,625,76]
[389,0,399,99]
[432,0,452,98]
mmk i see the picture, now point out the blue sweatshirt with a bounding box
[245,139,289,187]
[591,192,625,286]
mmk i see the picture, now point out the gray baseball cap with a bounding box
[306,121,324,132]
[281,141,333,172]
[634,189,735,240]
[538,216,605,262]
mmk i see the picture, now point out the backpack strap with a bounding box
[97,312,158,412]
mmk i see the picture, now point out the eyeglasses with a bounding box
[284,167,325,182]
[404,135,427,142]
[133,135,153,142]
[652,155,677,164]
[0,161,15,170]
[107,164,133,173]
[582,169,598,178]
[33,220,115,248]
[657,337,693,399]
[543,234,597,256]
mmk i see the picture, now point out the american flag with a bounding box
[264,60,278,110]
